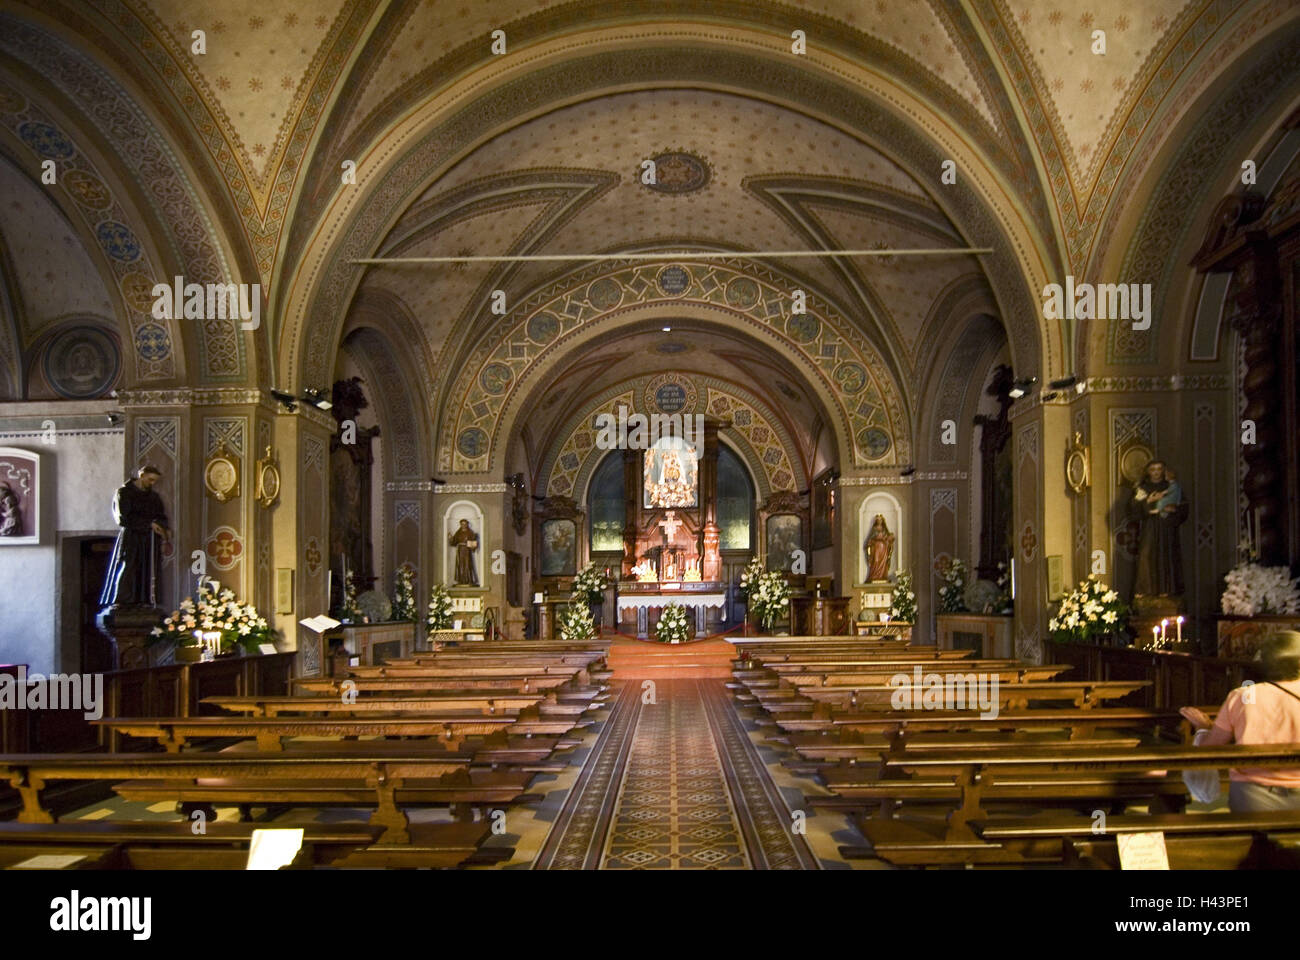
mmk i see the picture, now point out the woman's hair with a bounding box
[1255,630,1300,682]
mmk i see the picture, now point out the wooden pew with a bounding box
[754,679,1149,713]
[770,705,1214,740]
[94,712,585,753]
[0,820,506,869]
[203,691,547,717]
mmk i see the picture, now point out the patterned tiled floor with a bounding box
[535,678,820,869]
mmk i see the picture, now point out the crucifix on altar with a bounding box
[617,412,730,638]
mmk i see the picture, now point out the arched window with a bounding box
[588,452,625,553]
[717,444,755,551]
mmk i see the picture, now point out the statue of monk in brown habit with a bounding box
[100,465,170,606]
[1129,459,1187,599]
[449,518,479,586]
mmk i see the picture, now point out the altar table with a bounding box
[616,583,727,638]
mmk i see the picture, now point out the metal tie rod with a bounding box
[351,247,993,265]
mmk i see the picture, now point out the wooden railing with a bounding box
[1045,641,1254,709]
[0,653,296,753]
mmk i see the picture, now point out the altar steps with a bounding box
[606,636,736,679]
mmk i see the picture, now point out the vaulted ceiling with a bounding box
[1,0,1296,449]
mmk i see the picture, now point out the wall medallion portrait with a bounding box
[255,446,281,508]
[204,443,239,502]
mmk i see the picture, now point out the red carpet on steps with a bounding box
[605,634,736,678]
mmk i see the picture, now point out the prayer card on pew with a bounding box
[10,854,87,870]
[246,829,305,870]
[1117,832,1170,870]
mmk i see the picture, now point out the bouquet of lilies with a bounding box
[392,563,417,621]
[749,570,791,631]
[559,601,596,643]
[655,602,692,644]
[937,558,969,613]
[149,581,273,653]
[1049,575,1127,644]
[889,571,917,623]
[738,558,764,599]
[425,583,453,638]
[572,563,609,604]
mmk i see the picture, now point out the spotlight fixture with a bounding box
[900,466,916,477]
[270,389,297,412]
[430,476,446,485]
[662,326,672,332]
[106,412,122,426]
[1048,375,1078,391]
[302,388,333,411]
[1007,377,1038,400]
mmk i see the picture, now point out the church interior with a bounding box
[0,0,1299,877]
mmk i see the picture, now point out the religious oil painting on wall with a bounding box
[0,448,39,544]
[541,518,577,576]
[766,513,802,572]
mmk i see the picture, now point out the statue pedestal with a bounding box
[96,605,163,670]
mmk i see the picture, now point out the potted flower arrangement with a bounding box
[149,581,275,658]
[748,569,792,633]
[559,601,596,643]
[339,577,367,624]
[655,602,692,644]
[425,583,453,641]
[573,562,609,628]
[1048,575,1129,646]
[937,558,969,613]
[889,571,917,623]
[392,563,417,621]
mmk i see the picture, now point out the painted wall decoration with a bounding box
[206,526,243,572]
[441,261,906,473]
[0,447,39,544]
[540,518,577,576]
[42,325,120,398]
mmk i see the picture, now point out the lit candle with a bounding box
[1160,619,1168,644]
[1151,625,1159,647]
[1176,616,1184,644]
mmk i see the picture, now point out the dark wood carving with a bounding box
[974,364,1014,580]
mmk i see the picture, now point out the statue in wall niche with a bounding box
[0,482,21,536]
[1130,459,1187,600]
[864,514,895,583]
[100,465,171,606]
[449,518,480,587]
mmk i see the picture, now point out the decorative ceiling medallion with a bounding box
[655,265,690,297]
[43,325,120,399]
[644,374,698,414]
[642,150,711,194]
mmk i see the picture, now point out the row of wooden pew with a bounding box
[0,638,613,869]
[729,636,1300,868]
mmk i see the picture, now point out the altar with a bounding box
[617,580,728,639]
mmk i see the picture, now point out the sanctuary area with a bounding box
[0,0,1298,874]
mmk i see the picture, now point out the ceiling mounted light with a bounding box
[302,388,332,411]
[1008,377,1038,400]
[270,390,297,412]
[662,326,672,332]
[1048,375,1077,391]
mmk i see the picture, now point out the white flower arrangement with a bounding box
[1221,563,1300,616]
[655,602,692,644]
[149,580,273,653]
[559,601,596,643]
[738,558,764,598]
[1048,575,1128,644]
[339,577,367,624]
[572,563,609,604]
[889,570,917,623]
[392,563,417,621]
[937,558,969,613]
[748,570,791,631]
[425,583,453,638]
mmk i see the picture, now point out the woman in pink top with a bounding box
[1181,631,1300,812]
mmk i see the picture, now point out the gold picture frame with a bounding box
[1065,432,1091,495]
[204,443,239,502]
[255,446,281,508]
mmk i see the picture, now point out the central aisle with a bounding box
[534,678,821,869]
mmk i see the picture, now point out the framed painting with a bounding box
[0,447,39,544]
[765,513,802,572]
[811,468,836,550]
[540,518,577,576]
